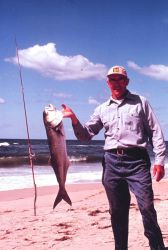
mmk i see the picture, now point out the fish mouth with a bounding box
[44,104,63,128]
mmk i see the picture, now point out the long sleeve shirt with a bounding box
[72,90,166,166]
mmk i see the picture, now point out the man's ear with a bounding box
[126,78,129,86]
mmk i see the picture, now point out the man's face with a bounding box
[107,74,129,100]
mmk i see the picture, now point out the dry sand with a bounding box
[0,181,168,250]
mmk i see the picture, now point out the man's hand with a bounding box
[61,104,78,125]
[153,165,165,182]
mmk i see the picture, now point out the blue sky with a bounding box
[1,0,168,140]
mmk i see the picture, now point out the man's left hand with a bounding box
[153,165,165,182]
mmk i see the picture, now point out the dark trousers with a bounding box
[102,151,165,250]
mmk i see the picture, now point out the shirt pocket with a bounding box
[122,111,142,132]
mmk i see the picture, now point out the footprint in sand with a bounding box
[4,229,11,235]
[58,229,76,235]
[98,224,111,229]
[0,236,7,240]
[154,198,162,201]
[130,203,139,210]
[52,222,72,229]
[1,209,14,214]
[88,209,108,216]
[28,218,39,222]
[52,222,77,240]
[91,221,99,226]
[55,235,72,241]
[16,227,27,231]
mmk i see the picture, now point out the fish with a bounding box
[43,104,72,208]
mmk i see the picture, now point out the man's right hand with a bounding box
[153,164,165,182]
[61,104,78,125]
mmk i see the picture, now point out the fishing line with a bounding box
[15,38,37,216]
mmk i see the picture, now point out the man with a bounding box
[62,65,166,250]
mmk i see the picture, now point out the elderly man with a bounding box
[62,65,166,250]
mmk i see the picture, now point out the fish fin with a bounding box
[53,189,72,209]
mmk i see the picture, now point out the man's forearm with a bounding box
[71,114,79,125]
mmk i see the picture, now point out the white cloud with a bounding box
[5,43,107,81]
[88,96,100,106]
[53,92,72,98]
[127,61,168,81]
[0,98,5,104]
[127,61,141,71]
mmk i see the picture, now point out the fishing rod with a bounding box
[15,38,37,216]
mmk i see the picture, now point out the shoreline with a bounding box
[1,178,168,200]
[0,182,102,202]
[1,179,168,201]
[0,181,168,249]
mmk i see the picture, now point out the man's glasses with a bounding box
[108,77,127,82]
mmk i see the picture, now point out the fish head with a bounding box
[43,104,63,128]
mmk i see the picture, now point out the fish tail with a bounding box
[53,188,72,209]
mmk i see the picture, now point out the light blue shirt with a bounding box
[72,90,166,165]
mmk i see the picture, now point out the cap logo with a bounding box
[113,67,119,73]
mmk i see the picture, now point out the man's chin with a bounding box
[113,91,123,99]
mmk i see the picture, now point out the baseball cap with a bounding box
[107,66,127,77]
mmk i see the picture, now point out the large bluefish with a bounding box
[43,104,72,208]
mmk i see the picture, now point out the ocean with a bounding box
[0,139,168,191]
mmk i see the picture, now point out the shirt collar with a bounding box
[107,89,132,106]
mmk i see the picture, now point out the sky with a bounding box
[1,0,168,140]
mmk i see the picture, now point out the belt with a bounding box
[106,147,146,156]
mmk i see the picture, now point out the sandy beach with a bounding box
[0,181,168,250]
